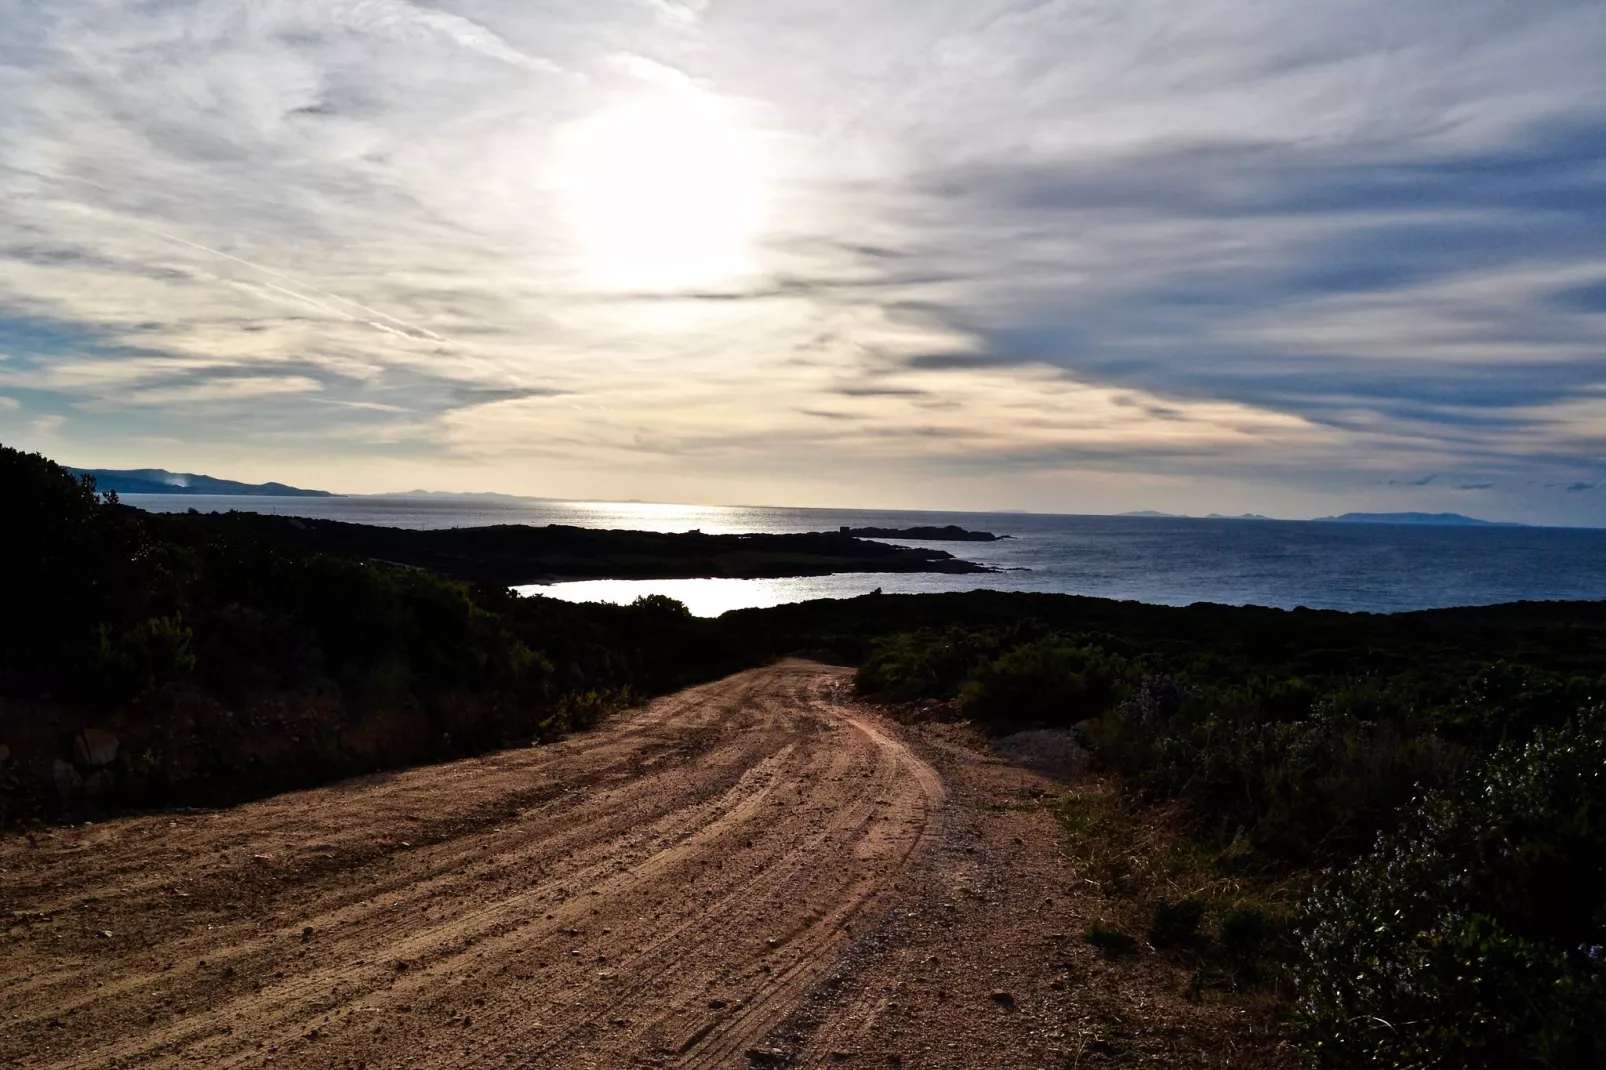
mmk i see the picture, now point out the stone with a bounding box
[74,728,120,768]
[988,990,1017,1011]
[52,759,82,799]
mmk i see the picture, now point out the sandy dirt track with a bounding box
[3,662,949,1068]
[3,661,1287,1068]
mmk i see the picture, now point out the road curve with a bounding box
[1,661,944,1069]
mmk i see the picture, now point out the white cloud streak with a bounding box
[0,1,1603,520]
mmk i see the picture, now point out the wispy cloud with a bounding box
[0,1,1603,520]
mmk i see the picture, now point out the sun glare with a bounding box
[559,91,763,291]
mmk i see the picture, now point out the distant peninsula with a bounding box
[145,511,994,583]
[1312,512,1522,527]
[70,467,333,497]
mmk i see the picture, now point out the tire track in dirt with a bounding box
[0,661,943,1069]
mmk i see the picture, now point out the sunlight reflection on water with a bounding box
[514,574,1002,617]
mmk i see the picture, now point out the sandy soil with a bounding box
[1,661,1286,1068]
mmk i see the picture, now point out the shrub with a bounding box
[87,614,197,703]
[855,627,1009,701]
[1150,897,1206,949]
[1297,710,1606,1069]
[1084,920,1139,956]
[1220,904,1271,962]
[958,639,1122,734]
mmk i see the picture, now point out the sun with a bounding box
[558,90,764,292]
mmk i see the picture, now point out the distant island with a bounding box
[1121,509,1522,527]
[69,467,333,497]
[834,525,1009,542]
[1312,512,1522,527]
[1123,510,1273,521]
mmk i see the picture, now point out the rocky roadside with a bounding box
[762,711,1296,1069]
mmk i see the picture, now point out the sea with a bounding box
[123,494,1606,618]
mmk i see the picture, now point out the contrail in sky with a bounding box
[151,229,450,344]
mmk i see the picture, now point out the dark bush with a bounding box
[1150,897,1206,949]
[958,639,1123,734]
[1220,904,1271,962]
[855,627,1010,701]
[1084,920,1139,956]
[1297,710,1606,1069]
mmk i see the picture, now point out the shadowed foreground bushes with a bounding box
[0,446,758,818]
[852,617,1606,1067]
[1299,711,1606,1068]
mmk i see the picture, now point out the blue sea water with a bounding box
[123,494,1606,617]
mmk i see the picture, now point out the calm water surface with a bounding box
[125,494,1606,617]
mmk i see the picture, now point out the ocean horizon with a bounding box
[122,493,1606,617]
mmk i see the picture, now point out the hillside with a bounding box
[66,466,332,497]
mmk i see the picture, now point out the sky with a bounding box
[1,1,1604,523]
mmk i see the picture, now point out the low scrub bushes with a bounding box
[864,617,1606,1064]
[0,445,763,818]
[1298,711,1606,1069]
[957,639,1122,733]
[856,627,1124,733]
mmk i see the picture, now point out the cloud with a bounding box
[0,0,1604,520]
[119,375,324,406]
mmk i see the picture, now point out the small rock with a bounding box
[708,999,728,1009]
[52,759,83,800]
[301,926,314,941]
[74,729,120,768]
[988,990,1017,1011]
[96,929,113,939]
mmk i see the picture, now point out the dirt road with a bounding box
[2,661,1286,1068]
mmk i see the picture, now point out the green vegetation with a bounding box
[1299,713,1606,1068]
[847,606,1606,1067]
[0,446,756,815]
[6,441,1606,1066]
